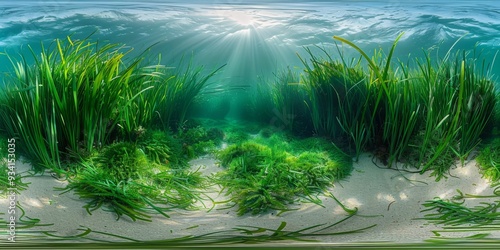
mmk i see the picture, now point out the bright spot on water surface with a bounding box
[222,10,256,27]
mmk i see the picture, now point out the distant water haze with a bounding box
[1,0,499,113]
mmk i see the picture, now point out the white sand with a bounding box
[2,153,499,244]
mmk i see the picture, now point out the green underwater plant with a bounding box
[266,67,313,136]
[95,142,149,182]
[60,163,170,222]
[419,186,500,239]
[304,33,498,179]
[0,35,223,172]
[152,168,208,209]
[250,78,277,125]
[0,138,29,196]
[61,139,209,221]
[292,137,353,179]
[476,138,500,182]
[293,35,423,163]
[137,125,222,169]
[224,128,250,144]
[0,35,155,170]
[299,46,368,153]
[421,197,500,227]
[410,50,497,177]
[140,129,191,169]
[478,96,500,181]
[6,214,376,245]
[137,130,173,166]
[215,135,352,215]
[115,58,225,139]
[179,125,222,159]
[154,60,225,131]
[456,58,497,161]
[332,33,422,165]
[217,141,274,175]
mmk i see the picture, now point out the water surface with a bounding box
[1,0,499,90]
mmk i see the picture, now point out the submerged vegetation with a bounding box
[476,138,500,182]
[0,30,498,246]
[420,183,500,240]
[215,134,352,215]
[254,33,498,179]
[0,35,222,171]
[476,97,500,182]
[60,146,206,221]
[254,68,314,136]
[0,136,28,196]
[0,35,222,220]
[96,142,149,181]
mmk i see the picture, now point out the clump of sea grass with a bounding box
[215,134,352,215]
[476,138,500,182]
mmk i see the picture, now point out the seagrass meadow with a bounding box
[1,1,500,249]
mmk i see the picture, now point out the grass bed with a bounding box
[476,139,500,182]
[0,31,498,240]
[0,35,223,220]
[420,185,500,239]
[60,131,210,221]
[253,33,498,180]
[0,35,222,171]
[215,132,352,215]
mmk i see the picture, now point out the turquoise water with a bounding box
[1,1,500,247]
[1,0,499,111]
[2,1,500,71]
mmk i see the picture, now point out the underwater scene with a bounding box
[1,0,500,249]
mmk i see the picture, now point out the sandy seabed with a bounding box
[1,153,499,247]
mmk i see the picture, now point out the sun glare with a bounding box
[215,9,256,27]
[229,12,254,27]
